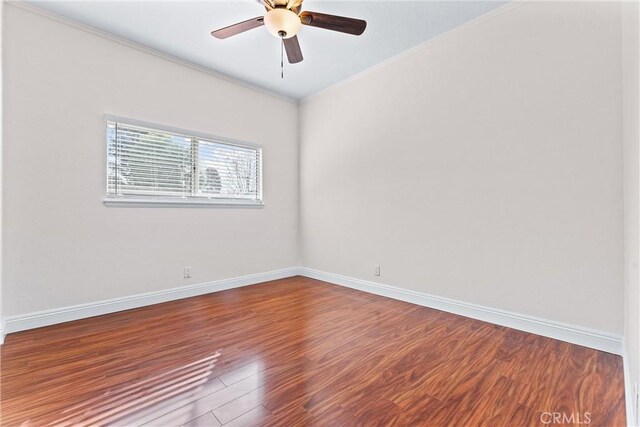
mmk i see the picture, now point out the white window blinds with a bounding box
[106,119,262,205]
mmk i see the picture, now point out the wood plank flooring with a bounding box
[0,276,626,426]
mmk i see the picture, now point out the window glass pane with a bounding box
[196,140,260,200]
[106,120,262,204]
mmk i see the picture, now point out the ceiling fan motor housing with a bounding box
[264,8,302,39]
[210,3,367,65]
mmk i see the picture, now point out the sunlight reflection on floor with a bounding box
[46,352,221,427]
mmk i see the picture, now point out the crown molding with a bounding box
[5,1,298,105]
[299,1,530,105]
[8,1,532,106]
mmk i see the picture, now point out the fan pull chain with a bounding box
[280,39,284,79]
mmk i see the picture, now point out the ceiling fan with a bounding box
[211,0,367,65]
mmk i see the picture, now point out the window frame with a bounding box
[103,115,264,208]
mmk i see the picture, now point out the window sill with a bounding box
[103,197,264,208]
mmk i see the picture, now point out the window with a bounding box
[105,117,262,207]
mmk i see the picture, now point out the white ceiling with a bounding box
[28,0,507,100]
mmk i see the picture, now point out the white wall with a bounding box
[0,0,4,339]
[623,0,640,422]
[300,1,624,334]
[1,1,631,343]
[2,5,299,316]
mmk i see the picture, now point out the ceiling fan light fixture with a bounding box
[264,8,301,39]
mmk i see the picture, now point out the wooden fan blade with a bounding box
[284,36,303,64]
[299,11,366,36]
[211,17,264,39]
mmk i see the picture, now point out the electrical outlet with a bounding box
[184,266,192,279]
[374,265,381,277]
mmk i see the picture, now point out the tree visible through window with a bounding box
[106,120,262,204]
[202,167,222,194]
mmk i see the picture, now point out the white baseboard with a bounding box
[2,267,299,336]
[0,266,630,420]
[624,342,638,427]
[299,267,624,355]
[1,266,625,358]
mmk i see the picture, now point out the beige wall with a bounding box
[300,1,625,334]
[2,5,299,316]
[0,0,4,336]
[623,0,640,422]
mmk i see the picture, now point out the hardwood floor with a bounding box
[0,276,626,426]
